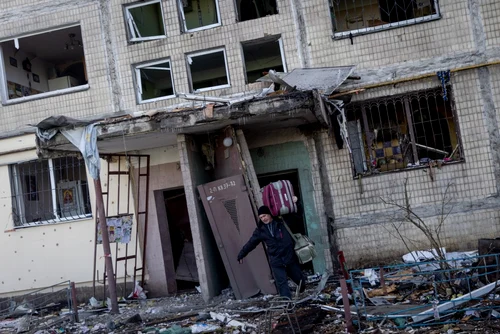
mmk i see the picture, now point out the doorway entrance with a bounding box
[163,188,199,291]
[257,169,314,272]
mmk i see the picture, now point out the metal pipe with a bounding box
[177,93,231,104]
[94,177,119,314]
[70,282,79,323]
[340,278,355,333]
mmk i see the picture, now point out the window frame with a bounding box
[345,86,464,177]
[0,23,89,106]
[134,58,176,104]
[177,0,222,33]
[331,0,441,39]
[241,35,288,84]
[124,0,167,42]
[10,157,92,228]
[186,47,231,93]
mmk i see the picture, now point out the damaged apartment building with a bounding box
[1,0,500,303]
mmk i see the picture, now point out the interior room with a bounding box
[1,25,87,100]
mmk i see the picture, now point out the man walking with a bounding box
[237,206,305,299]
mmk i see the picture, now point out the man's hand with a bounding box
[238,259,243,264]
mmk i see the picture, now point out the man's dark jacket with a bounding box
[237,219,296,267]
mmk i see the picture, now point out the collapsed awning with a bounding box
[257,66,356,95]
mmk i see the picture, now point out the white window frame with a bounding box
[178,0,222,33]
[241,36,288,84]
[0,24,89,106]
[11,158,92,228]
[332,0,441,39]
[134,58,176,104]
[125,0,167,42]
[187,48,230,93]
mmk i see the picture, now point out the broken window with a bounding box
[0,25,88,103]
[236,0,278,22]
[241,35,286,83]
[178,0,221,32]
[10,156,92,227]
[330,0,440,38]
[345,87,462,176]
[134,59,175,103]
[187,48,230,92]
[125,0,167,42]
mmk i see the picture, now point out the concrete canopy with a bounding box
[37,92,322,156]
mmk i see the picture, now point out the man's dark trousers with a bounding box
[272,261,305,299]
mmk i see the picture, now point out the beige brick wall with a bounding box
[481,0,500,48]
[317,67,500,266]
[3,0,497,134]
[0,0,113,133]
[110,0,302,113]
[304,1,475,69]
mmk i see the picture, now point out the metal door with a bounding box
[198,174,277,299]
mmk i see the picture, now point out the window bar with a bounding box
[404,97,419,164]
[361,106,374,171]
[12,165,23,226]
[434,92,449,155]
[48,159,60,221]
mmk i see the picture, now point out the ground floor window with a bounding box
[10,156,92,227]
[345,87,463,176]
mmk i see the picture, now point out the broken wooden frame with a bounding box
[330,0,441,39]
[124,0,167,42]
[344,87,463,176]
[348,253,500,328]
[134,58,175,104]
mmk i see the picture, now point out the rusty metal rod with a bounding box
[94,178,119,314]
[340,278,355,333]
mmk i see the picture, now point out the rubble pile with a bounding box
[4,250,500,333]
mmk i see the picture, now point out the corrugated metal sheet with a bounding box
[280,67,355,95]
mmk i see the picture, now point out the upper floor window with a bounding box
[345,87,463,176]
[178,0,221,32]
[0,25,88,104]
[241,35,286,83]
[236,0,278,22]
[330,0,440,38]
[10,156,92,227]
[134,58,175,103]
[187,48,230,92]
[125,0,167,42]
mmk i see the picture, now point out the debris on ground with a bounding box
[4,247,500,333]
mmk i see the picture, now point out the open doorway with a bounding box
[257,170,313,272]
[163,188,199,291]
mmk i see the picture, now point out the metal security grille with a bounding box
[10,156,92,227]
[223,199,240,232]
[345,87,463,176]
[330,0,439,36]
